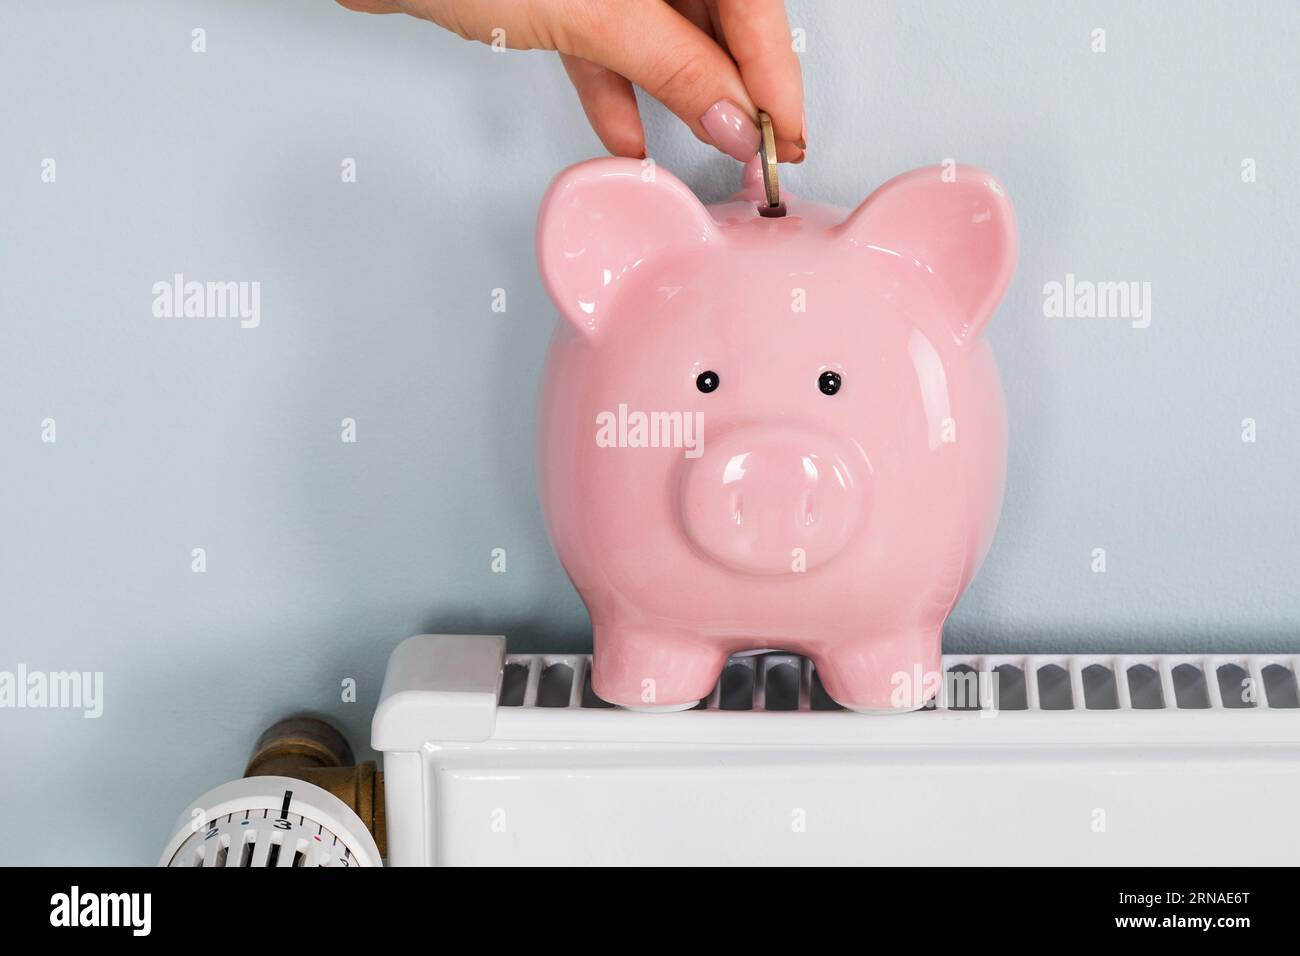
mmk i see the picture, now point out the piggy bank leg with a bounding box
[811,631,943,714]
[591,625,728,711]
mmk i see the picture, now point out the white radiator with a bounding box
[371,634,1300,866]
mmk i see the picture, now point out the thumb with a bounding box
[556,0,802,162]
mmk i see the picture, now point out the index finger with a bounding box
[714,0,805,147]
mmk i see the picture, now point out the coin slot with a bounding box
[757,201,787,218]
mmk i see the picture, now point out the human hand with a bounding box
[337,0,804,162]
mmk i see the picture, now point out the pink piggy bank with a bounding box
[535,157,1017,712]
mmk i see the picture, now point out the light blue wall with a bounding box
[1,1,1297,864]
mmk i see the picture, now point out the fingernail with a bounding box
[700,98,760,162]
[792,149,806,164]
[796,112,807,150]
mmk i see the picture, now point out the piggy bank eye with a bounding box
[818,370,843,396]
[696,370,720,394]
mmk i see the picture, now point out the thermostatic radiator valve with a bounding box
[160,717,384,867]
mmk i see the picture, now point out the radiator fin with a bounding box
[498,653,1300,715]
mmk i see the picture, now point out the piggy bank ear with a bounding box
[536,158,721,338]
[838,165,1017,346]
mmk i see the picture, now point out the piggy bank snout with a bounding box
[677,427,867,575]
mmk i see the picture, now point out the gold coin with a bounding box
[758,110,780,208]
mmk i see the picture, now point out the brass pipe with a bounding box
[245,716,386,858]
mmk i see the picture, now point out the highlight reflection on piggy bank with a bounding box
[535,157,1017,712]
